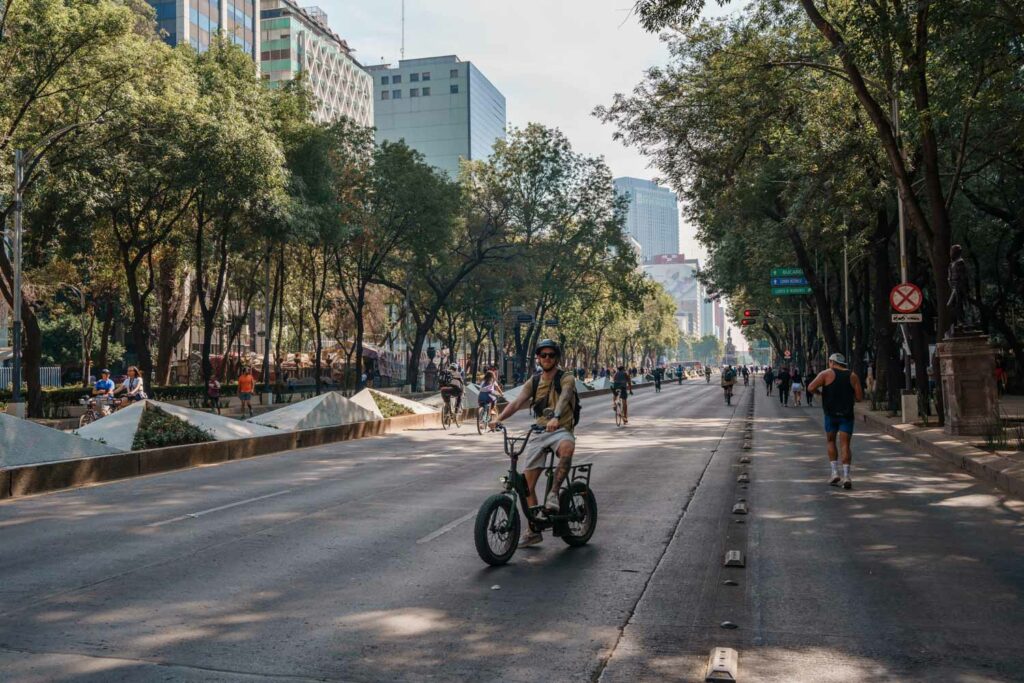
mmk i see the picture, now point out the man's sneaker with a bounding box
[829,475,841,487]
[520,530,543,547]
[543,491,560,514]
[842,477,853,490]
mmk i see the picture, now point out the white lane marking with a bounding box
[148,490,293,528]
[416,510,475,544]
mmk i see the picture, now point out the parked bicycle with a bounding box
[474,424,597,566]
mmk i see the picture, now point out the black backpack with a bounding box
[530,369,581,427]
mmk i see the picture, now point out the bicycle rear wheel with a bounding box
[614,401,622,427]
[476,408,485,434]
[442,404,452,430]
[559,482,597,547]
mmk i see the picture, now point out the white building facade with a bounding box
[259,1,373,126]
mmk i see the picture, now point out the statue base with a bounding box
[937,333,997,436]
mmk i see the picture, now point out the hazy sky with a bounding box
[319,1,739,263]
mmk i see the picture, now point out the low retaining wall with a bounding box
[1,381,665,500]
[2,410,448,500]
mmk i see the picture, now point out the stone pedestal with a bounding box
[424,361,438,392]
[937,334,996,436]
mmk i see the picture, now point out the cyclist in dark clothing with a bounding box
[804,369,816,406]
[808,353,864,490]
[653,366,663,393]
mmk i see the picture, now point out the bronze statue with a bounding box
[946,244,972,337]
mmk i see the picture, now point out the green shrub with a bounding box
[371,391,413,418]
[132,405,215,451]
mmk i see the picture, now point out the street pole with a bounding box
[262,245,273,405]
[10,149,24,416]
[843,235,850,361]
[894,96,907,284]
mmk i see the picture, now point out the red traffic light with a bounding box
[740,319,756,326]
[743,309,760,318]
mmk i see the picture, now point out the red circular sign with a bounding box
[890,283,923,314]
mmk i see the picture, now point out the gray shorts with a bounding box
[524,428,575,470]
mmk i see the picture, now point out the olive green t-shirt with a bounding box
[529,370,576,433]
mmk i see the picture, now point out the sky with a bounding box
[318,1,747,352]
[319,0,739,263]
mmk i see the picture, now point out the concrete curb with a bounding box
[856,405,1024,499]
[1,410,450,500]
[0,380,668,500]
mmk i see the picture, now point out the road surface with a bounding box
[0,378,1021,682]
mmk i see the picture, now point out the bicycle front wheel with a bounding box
[474,494,520,565]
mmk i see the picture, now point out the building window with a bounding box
[392,89,401,98]
[422,86,431,96]
[381,76,389,85]
[410,88,419,97]
[381,90,389,100]
[392,74,402,83]
[450,84,459,94]
[422,72,431,81]
[410,72,419,82]
[450,68,459,78]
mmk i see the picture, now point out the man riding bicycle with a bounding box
[721,364,737,400]
[438,363,465,416]
[495,339,578,548]
[610,364,633,425]
[92,369,116,415]
[705,365,712,383]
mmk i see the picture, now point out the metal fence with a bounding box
[0,366,62,389]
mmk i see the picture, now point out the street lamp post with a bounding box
[8,119,102,416]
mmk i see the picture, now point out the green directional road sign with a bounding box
[771,286,812,296]
[771,267,804,278]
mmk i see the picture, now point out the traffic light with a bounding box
[740,319,756,326]
[743,309,760,318]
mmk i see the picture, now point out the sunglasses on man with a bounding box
[536,352,558,359]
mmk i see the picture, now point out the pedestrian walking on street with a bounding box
[808,353,864,490]
[791,372,803,406]
[207,376,222,415]
[765,366,775,396]
[777,367,791,406]
[804,369,816,406]
[238,367,256,418]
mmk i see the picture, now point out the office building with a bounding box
[149,1,260,59]
[366,55,506,178]
[613,177,680,263]
[259,2,373,126]
[643,254,702,337]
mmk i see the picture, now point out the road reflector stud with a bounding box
[734,519,745,524]
[705,646,739,681]
[724,550,745,567]
[723,579,738,586]
[732,502,748,515]
[739,456,751,463]
[719,621,739,630]
[737,473,749,483]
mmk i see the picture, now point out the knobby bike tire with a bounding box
[474,494,520,566]
[559,482,597,547]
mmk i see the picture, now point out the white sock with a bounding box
[830,461,838,476]
[842,464,851,478]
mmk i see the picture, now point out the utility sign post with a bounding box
[890,283,922,313]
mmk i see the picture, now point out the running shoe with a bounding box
[520,530,543,547]
[829,475,841,486]
[842,477,853,490]
[543,491,560,513]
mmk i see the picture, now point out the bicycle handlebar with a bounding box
[494,423,545,457]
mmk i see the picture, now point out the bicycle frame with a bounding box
[497,426,592,532]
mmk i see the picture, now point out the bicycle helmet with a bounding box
[534,339,560,356]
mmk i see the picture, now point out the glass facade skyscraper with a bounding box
[367,55,506,178]
[147,0,259,60]
[613,177,681,264]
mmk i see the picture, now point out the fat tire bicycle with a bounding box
[474,424,597,566]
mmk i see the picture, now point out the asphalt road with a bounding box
[0,377,1021,682]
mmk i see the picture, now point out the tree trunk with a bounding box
[870,208,897,406]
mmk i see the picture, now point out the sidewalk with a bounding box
[855,404,1024,499]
